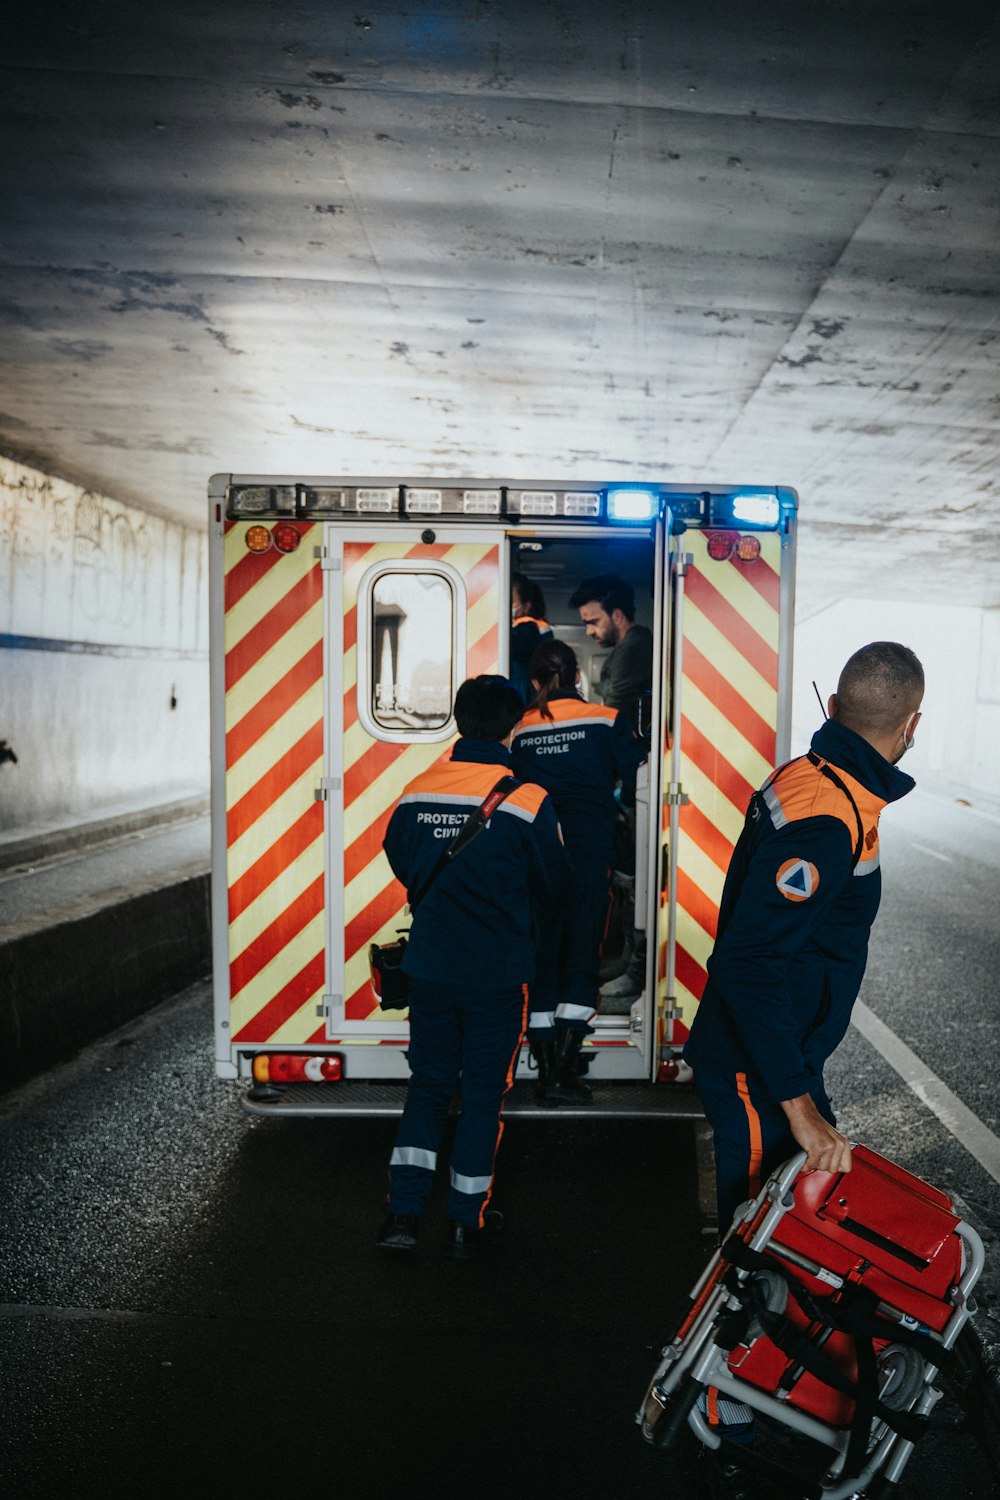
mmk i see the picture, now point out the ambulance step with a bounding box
[241,1080,703,1119]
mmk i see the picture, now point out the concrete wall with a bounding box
[0,457,209,833]
[792,598,1000,798]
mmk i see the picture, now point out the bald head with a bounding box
[832,642,924,743]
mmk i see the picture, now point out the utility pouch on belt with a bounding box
[368,775,518,1010]
[368,933,409,1008]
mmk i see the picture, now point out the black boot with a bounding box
[375,1213,419,1253]
[447,1209,504,1260]
[550,1028,593,1104]
[529,1035,558,1107]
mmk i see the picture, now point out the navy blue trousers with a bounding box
[528,843,611,1036]
[387,977,527,1226]
[695,1068,837,1231]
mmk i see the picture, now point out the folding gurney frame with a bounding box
[639,1145,984,1499]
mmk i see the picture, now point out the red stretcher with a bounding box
[638,1144,984,1499]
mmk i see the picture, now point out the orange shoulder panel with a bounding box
[506,780,549,816]
[766,756,859,845]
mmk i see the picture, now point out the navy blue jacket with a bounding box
[382,739,570,986]
[510,693,647,853]
[684,719,914,1102]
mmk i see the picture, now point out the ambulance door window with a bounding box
[361,566,460,737]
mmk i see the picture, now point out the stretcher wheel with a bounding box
[642,1373,703,1450]
[874,1344,924,1411]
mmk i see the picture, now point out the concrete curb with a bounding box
[0,873,211,1091]
[0,794,210,873]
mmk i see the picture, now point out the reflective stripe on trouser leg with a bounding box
[694,1068,837,1231]
[528,1008,555,1036]
[447,984,527,1227]
[386,980,463,1217]
[554,1001,596,1029]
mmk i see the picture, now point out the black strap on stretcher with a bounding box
[718,1236,951,1480]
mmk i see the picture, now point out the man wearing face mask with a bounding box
[682,641,924,1497]
[686,641,924,1231]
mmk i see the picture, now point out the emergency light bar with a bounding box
[223,481,792,530]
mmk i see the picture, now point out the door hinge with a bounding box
[665,781,689,806]
[314,546,342,570]
[314,776,342,802]
[316,993,343,1021]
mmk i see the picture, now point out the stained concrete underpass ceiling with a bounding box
[1,1,999,614]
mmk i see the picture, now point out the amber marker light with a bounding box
[245,524,272,553]
[735,535,761,562]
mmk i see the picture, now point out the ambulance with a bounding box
[208,476,796,1117]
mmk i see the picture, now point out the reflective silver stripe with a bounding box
[390,1146,437,1171]
[529,1010,555,1029]
[854,850,880,876]
[555,1002,595,1022]
[762,780,786,829]
[498,800,537,823]
[450,1169,493,1196]
[396,791,482,809]
[513,713,614,736]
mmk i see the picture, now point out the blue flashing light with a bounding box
[731,492,780,528]
[607,488,657,522]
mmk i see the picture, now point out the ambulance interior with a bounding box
[507,535,659,1033]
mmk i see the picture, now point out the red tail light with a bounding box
[252,1053,343,1083]
[706,531,738,561]
[272,522,302,554]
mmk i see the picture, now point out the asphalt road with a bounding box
[1,782,998,1500]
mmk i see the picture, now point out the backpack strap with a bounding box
[409,776,519,912]
[806,750,865,870]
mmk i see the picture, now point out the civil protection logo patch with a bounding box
[776,858,819,902]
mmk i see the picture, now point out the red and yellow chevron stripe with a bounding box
[223,522,325,1046]
[334,539,499,1030]
[659,530,782,1044]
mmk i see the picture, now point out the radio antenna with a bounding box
[812,680,829,720]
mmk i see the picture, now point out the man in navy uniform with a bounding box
[376,675,570,1258]
[684,641,923,1496]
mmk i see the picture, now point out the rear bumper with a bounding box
[241,1079,703,1120]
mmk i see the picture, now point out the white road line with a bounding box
[909,842,953,862]
[852,1000,1000,1187]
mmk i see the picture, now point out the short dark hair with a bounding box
[835,642,924,737]
[568,573,635,621]
[454,675,524,741]
[511,571,547,620]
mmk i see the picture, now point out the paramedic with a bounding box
[510,572,553,704]
[569,573,654,1002]
[568,573,653,729]
[685,641,925,1231]
[376,674,570,1258]
[511,639,647,1104]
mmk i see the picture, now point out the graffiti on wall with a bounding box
[0,457,206,652]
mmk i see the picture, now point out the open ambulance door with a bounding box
[654,501,796,1072]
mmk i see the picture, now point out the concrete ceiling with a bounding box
[2,1,999,614]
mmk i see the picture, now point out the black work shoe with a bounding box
[375,1213,419,1253]
[529,1036,558,1108]
[550,1028,593,1103]
[447,1209,503,1260]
